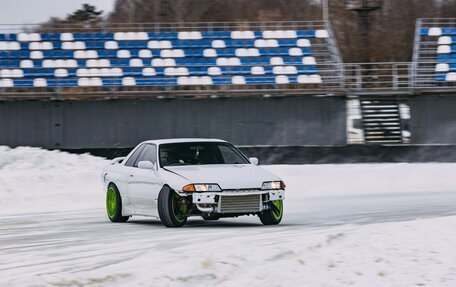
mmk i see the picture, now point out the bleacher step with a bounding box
[360,97,404,144]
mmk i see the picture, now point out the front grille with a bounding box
[219,194,262,213]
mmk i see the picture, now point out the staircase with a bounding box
[359,97,404,144]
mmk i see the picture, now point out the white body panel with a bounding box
[102,138,284,219]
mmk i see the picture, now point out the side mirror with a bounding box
[138,161,156,170]
[249,157,259,165]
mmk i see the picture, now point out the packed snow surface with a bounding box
[1,146,456,286]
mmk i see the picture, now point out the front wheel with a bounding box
[106,184,129,223]
[259,200,283,225]
[157,186,188,227]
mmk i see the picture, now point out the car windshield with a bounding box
[159,142,250,166]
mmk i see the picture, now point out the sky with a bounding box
[0,0,116,25]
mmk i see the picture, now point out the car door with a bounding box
[127,144,162,215]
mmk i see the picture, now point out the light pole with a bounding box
[322,0,329,22]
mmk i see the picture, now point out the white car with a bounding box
[102,138,285,227]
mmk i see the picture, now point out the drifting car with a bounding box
[102,138,285,227]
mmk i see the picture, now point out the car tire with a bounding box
[158,186,188,227]
[202,214,221,220]
[106,184,129,223]
[259,200,283,225]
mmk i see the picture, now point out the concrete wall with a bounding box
[410,95,456,144]
[0,96,346,149]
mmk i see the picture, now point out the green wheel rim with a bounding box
[106,186,117,218]
[270,200,283,220]
[172,193,187,223]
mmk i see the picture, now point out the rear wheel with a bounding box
[158,186,188,227]
[106,184,129,223]
[259,200,283,225]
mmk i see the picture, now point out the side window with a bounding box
[133,144,157,167]
[124,144,146,167]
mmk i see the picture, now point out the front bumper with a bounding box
[191,189,285,214]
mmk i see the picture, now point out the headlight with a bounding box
[182,183,222,192]
[262,181,286,190]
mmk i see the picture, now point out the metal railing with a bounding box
[0,21,328,34]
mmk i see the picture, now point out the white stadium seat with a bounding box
[251,66,265,75]
[235,48,259,57]
[275,75,289,84]
[78,77,90,86]
[289,48,303,56]
[309,75,322,84]
[446,72,456,81]
[122,77,136,86]
[207,67,222,76]
[66,59,78,68]
[18,33,41,42]
[178,31,202,40]
[20,60,34,68]
[111,68,123,77]
[76,68,90,77]
[142,68,156,76]
[302,56,317,65]
[437,45,451,54]
[297,39,311,47]
[160,49,185,58]
[138,49,152,58]
[231,31,255,39]
[428,27,442,36]
[201,76,213,85]
[164,67,189,76]
[438,36,452,45]
[212,40,226,48]
[105,41,119,50]
[263,30,297,39]
[1,69,23,78]
[232,75,246,84]
[74,50,98,59]
[42,60,55,68]
[0,78,14,87]
[297,75,309,84]
[148,40,172,49]
[254,39,279,48]
[60,33,74,41]
[273,66,297,75]
[136,32,148,40]
[270,57,284,66]
[316,30,329,38]
[435,63,449,72]
[216,57,241,66]
[17,33,29,42]
[114,32,126,41]
[0,41,20,50]
[30,51,43,59]
[33,78,47,87]
[117,50,131,58]
[55,69,68,77]
[203,49,217,57]
[86,59,98,67]
[177,76,210,85]
[151,58,176,67]
[130,58,143,67]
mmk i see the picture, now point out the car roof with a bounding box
[141,138,227,145]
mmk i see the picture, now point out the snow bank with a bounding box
[0,146,108,215]
[2,146,456,215]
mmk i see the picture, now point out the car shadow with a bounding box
[127,217,267,228]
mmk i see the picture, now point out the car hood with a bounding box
[165,164,280,190]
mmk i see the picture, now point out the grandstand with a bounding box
[1,18,456,152]
[0,21,343,98]
[413,18,456,88]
